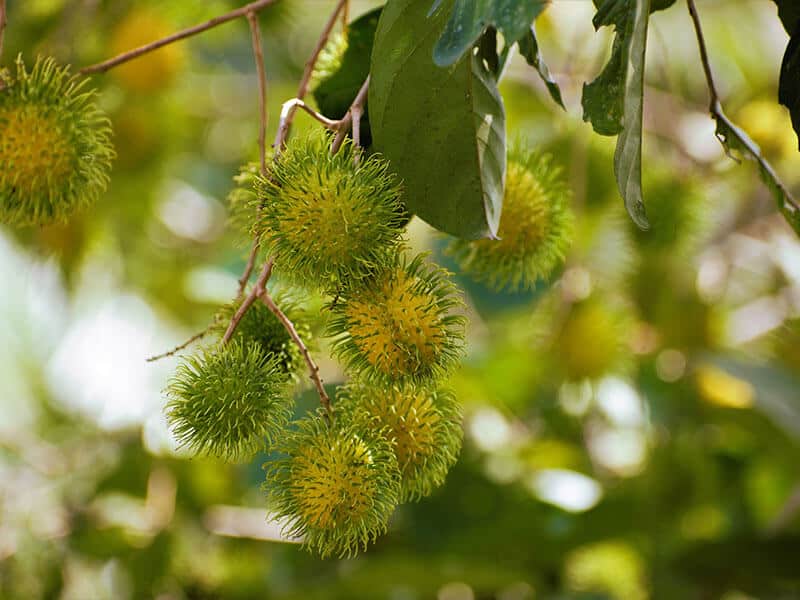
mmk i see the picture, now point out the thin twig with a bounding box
[330,75,370,156]
[341,0,350,35]
[273,97,342,151]
[0,0,7,64]
[237,240,260,298]
[247,12,269,177]
[237,14,270,299]
[147,329,209,362]
[223,259,274,343]
[79,0,279,75]
[686,0,718,109]
[297,0,347,101]
[272,0,348,155]
[260,290,332,416]
[686,0,800,233]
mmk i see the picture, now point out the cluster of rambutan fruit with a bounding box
[0,54,575,559]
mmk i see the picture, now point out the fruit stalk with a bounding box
[79,0,281,75]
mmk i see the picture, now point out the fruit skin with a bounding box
[165,340,292,462]
[338,381,463,501]
[256,133,405,290]
[264,412,401,558]
[327,252,466,384]
[110,8,185,92]
[447,150,574,291]
[210,292,310,379]
[0,56,114,226]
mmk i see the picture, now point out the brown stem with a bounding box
[273,0,348,155]
[79,0,279,75]
[273,98,341,151]
[237,240,260,299]
[223,259,274,343]
[147,329,209,362]
[686,0,718,110]
[296,0,347,101]
[260,290,332,416]
[686,0,800,233]
[330,75,370,156]
[247,12,269,177]
[341,0,350,35]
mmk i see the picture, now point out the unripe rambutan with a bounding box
[338,381,462,501]
[328,253,465,383]
[0,56,114,226]
[310,32,348,93]
[256,133,405,289]
[447,150,574,291]
[265,413,401,558]
[554,299,631,381]
[210,293,308,377]
[165,340,292,462]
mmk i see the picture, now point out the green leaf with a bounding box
[779,27,800,151]
[713,108,800,235]
[771,0,800,34]
[582,0,675,136]
[313,8,381,145]
[370,0,506,240]
[517,26,565,109]
[432,0,548,67]
[612,0,652,230]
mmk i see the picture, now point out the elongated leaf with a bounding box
[582,0,675,136]
[370,0,506,240]
[612,0,652,230]
[779,26,800,151]
[713,108,800,235]
[517,26,565,109]
[432,0,547,67]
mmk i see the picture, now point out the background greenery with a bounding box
[1,0,800,598]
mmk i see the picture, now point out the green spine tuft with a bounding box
[264,411,401,558]
[210,291,309,378]
[0,55,115,226]
[255,132,405,290]
[446,149,574,291]
[165,340,293,462]
[226,161,262,243]
[338,381,463,501]
[327,252,466,384]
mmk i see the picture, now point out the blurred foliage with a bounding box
[1,1,800,599]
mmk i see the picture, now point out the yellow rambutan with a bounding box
[338,381,463,501]
[327,253,465,383]
[264,413,400,558]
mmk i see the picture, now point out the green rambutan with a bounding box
[0,56,114,226]
[553,298,632,381]
[165,340,292,462]
[338,381,462,501]
[327,253,465,383]
[446,150,574,291]
[210,293,308,377]
[264,412,401,558]
[255,132,405,289]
